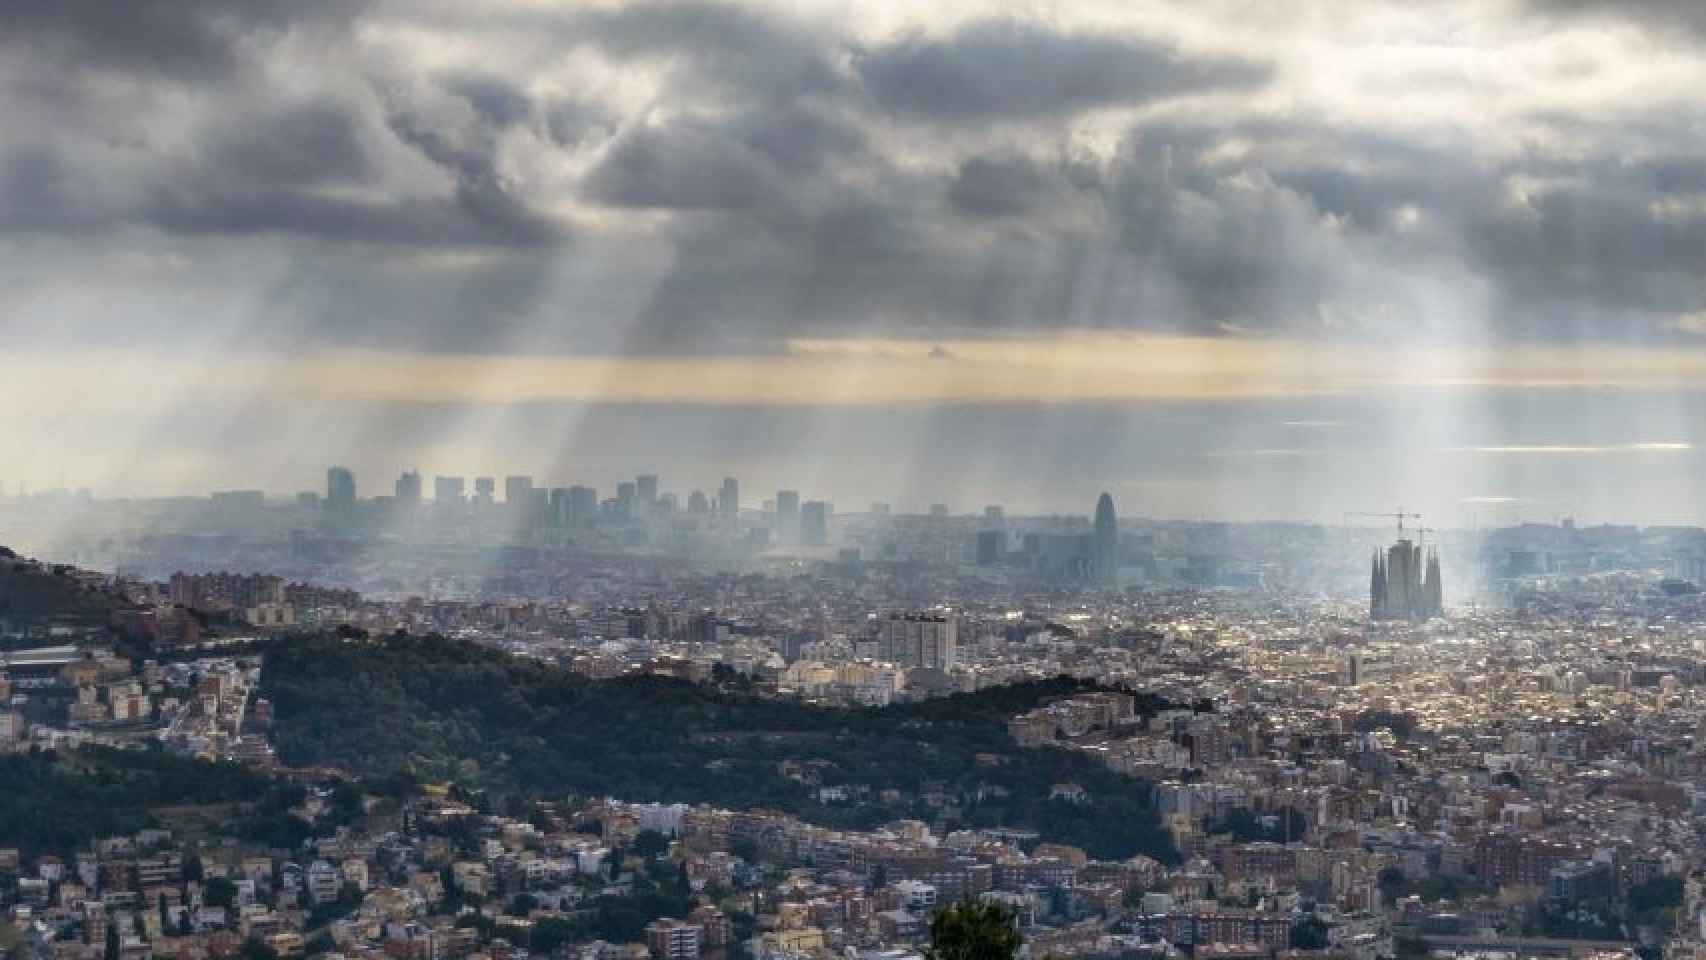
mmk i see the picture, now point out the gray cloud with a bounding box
[0,0,360,82]
[854,20,1270,121]
[1530,0,1706,35]
[586,122,782,212]
[563,2,844,97]
[2,0,1705,357]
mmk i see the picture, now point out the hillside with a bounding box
[0,746,282,859]
[259,632,1179,862]
[0,546,129,642]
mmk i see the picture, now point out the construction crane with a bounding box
[1343,511,1423,535]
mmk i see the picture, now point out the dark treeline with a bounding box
[260,632,1179,862]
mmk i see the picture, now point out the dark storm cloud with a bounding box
[209,102,371,187]
[0,0,359,82]
[439,71,534,129]
[585,122,781,211]
[0,145,100,230]
[544,99,612,148]
[854,20,1270,121]
[4,0,1706,354]
[563,1,844,96]
[1530,0,1706,35]
[949,154,1051,217]
[383,106,563,246]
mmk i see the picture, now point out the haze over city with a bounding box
[6,0,1706,521]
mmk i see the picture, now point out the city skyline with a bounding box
[5,1,1706,522]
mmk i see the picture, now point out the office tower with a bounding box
[1422,549,1444,618]
[929,503,949,518]
[1092,492,1118,585]
[719,477,739,524]
[984,505,1005,524]
[976,529,1004,566]
[549,488,570,527]
[636,474,658,506]
[776,490,801,544]
[879,612,958,669]
[295,491,320,509]
[504,475,534,507]
[473,476,496,506]
[568,485,598,528]
[616,481,637,518]
[395,470,422,505]
[434,476,465,503]
[687,490,709,515]
[800,500,830,546]
[326,466,356,508]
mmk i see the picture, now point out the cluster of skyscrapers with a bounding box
[319,466,838,545]
[973,492,1122,585]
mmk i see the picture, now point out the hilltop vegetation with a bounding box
[260,632,1178,861]
[0,746,276,859]
[0,546,129,646]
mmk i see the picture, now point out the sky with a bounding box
[4,0,1706,523]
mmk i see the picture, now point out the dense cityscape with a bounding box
[11,3,1706,960]
[7,469,1706,960]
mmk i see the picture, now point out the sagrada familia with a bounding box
[1371,538,1444,620]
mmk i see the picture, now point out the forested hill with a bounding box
[0,546,131,645]
[259,632,1179,862]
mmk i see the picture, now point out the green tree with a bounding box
[631,829,671,860]
[1290,915,1329,950]
[203,877,239,911]
[923,901,1022,960]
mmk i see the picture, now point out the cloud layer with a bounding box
[2,0,1704,355]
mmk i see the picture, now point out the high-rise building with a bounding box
[1092,492,1119,585]
[326,467,356,509]
[929,503,949,518]
[800,500,831,546]
[616,481,637,519]
[976,530,1004,566]
[776,490,801,543]
[473,477,496,506]
[719,477,739,525]
[568,485,598,528]
[636,474,658,506]
[687,490,709,515]
[395,470,422,505]
[549,487,570,527]
[434,476,465,503]
[879,612,958,669]
[504,475,534,507]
